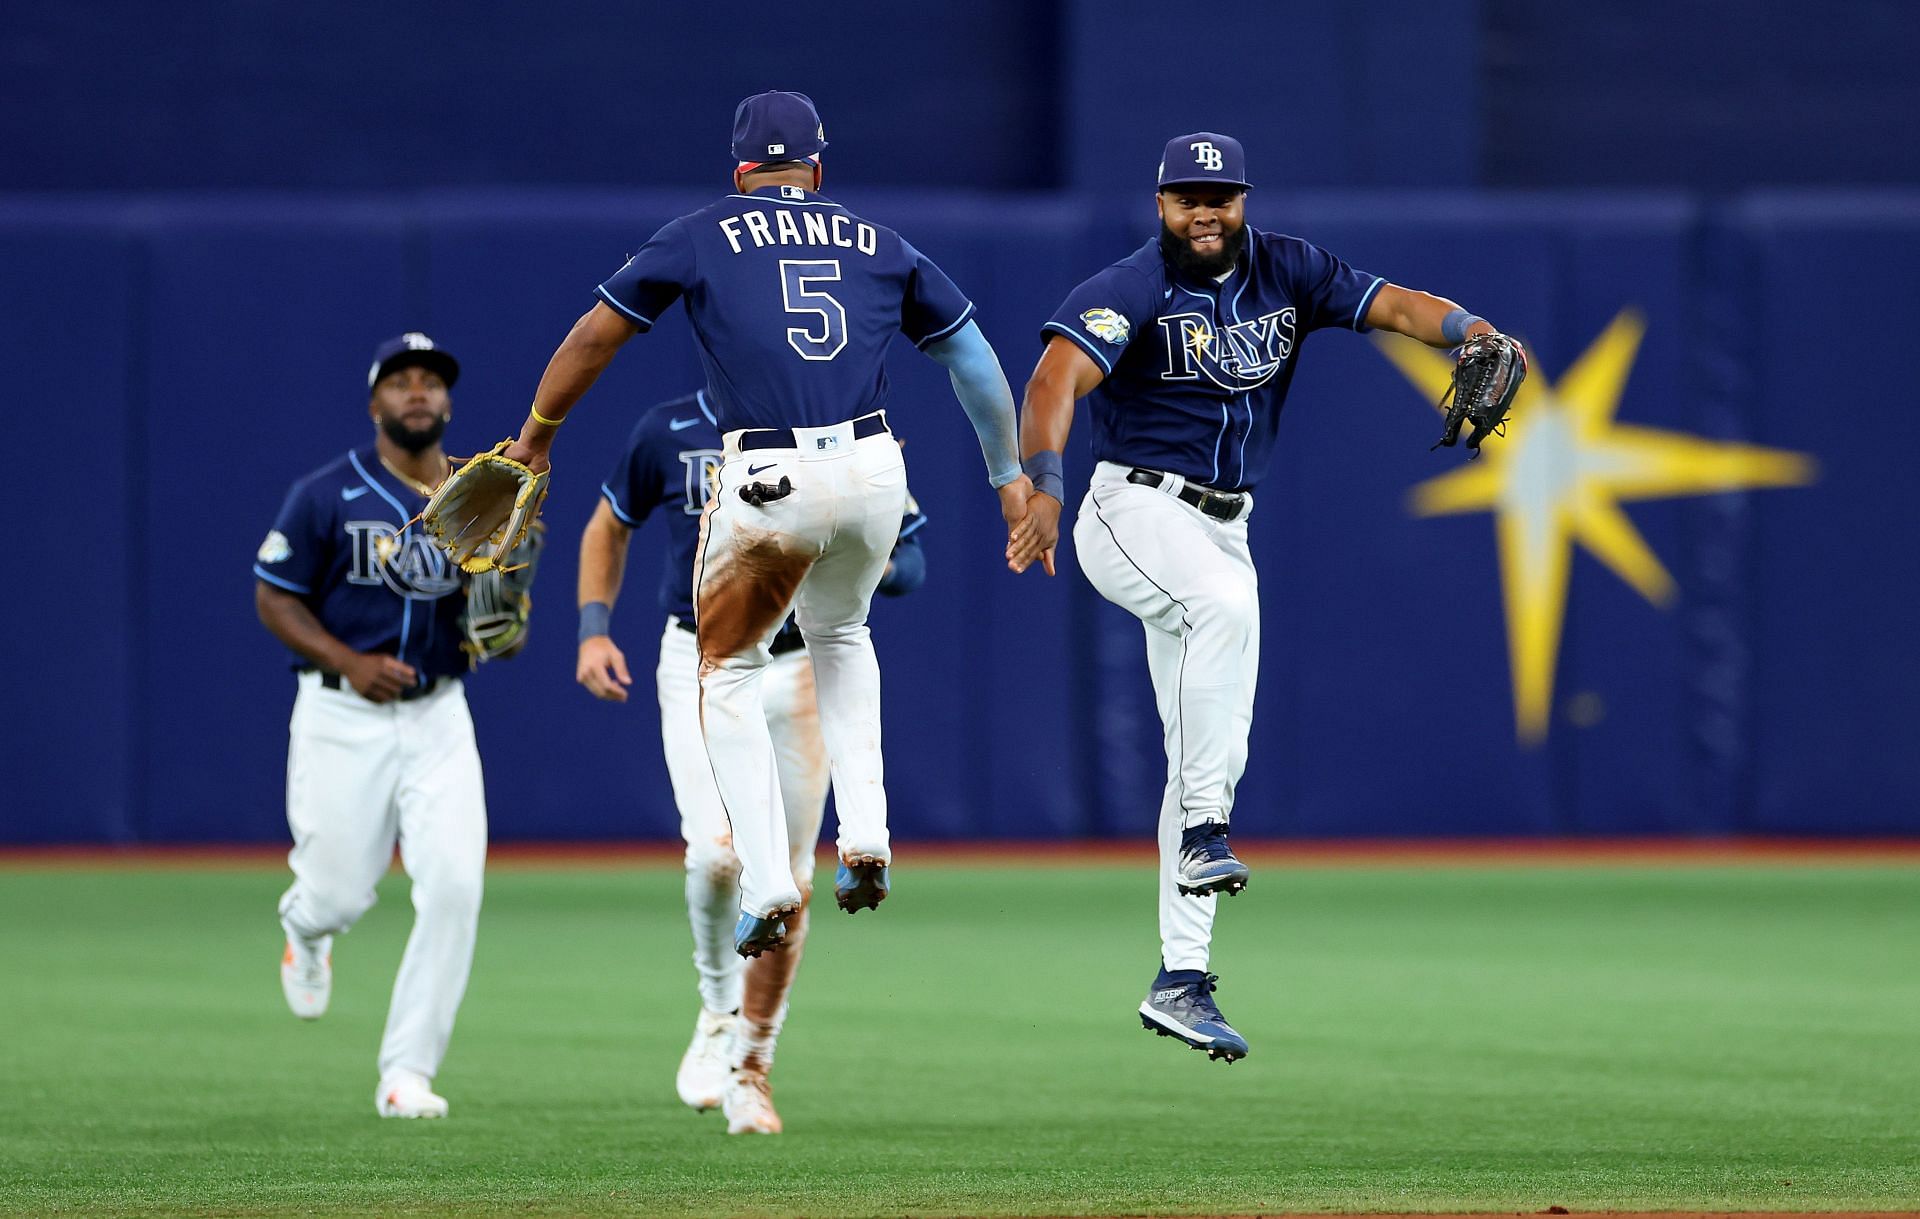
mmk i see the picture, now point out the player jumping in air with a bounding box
[254,333,540,1116]
[505,91,1031,957]
[1007,134,1523,1062]
[575,389,928,1133]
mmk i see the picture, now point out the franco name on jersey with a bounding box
[718,189,881,257]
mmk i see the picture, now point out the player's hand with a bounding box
[502,436,551,476]
[340,653,418,704]
[577,635,632,702]
[1006,492,1061,577]
[996,474,1034,528]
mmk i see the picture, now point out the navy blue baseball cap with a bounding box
[731,90,827,168]
[367,332,459,390]
[1157,132,1252,191]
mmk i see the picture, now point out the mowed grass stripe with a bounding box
[0,864,1914,1217]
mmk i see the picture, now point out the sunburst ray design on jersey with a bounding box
[1187,327,1214,362]
[1374,309,1816,743]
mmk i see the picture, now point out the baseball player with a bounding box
[1008,134,1522,1062]
[504,90,1030,957]
[575,389,927,1134]
[254,333,536,1117]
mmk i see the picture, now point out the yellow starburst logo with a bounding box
[1375,309,1818,743]
[1187,326,1213,362]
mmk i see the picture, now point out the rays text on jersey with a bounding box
[345,521,462,599]
[1158,307,1297,391]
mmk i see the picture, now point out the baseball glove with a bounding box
[461,521,544,665]
[1434,333,1527,453]
[418,440,550,574]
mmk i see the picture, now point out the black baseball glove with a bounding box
[1433,333,1527,454]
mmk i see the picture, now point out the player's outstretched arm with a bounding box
[920,321,1033,533]
[575,498,634,703]
[1364,285,1499,347]
[255,581,418,704]
[1007,336,1105,576]
[503,303,639,473]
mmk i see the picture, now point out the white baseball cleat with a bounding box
[279,935,332,1020]
[722,1068,782,1135]
[375,1071,449,1119]
[676,1007,739,1111]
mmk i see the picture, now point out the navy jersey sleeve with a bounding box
[1277,235,1386,334]
[253,481,328,596]
[599,418,663,528]
[595,220,694,331]
[1039,264,1160,377]
[898,240,977,349]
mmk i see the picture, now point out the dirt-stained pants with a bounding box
[656,619,828,1011]
[693,415,906,916]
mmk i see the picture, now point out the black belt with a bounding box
[1127,468,1248,521]
[307,669,448,702]
[674,617,806,656]
[738,411,888,452]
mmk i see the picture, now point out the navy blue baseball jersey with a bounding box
[595,185,975,432]
[601,389,928,622]
[254,447,468,682]
[1041,227,1385,493]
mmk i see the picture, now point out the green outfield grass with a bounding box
[0,858,1915,1218]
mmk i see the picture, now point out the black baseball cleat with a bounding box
[733,902,799,959]
[834,855,889,913]
[1174,823,1250,897]
[1139,967,1249,1062]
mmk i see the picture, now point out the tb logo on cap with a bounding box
[1190,141,1223,171]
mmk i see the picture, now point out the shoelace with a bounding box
[697,1033,732,1069]
[735,1070,773,1103]
[1182,830,1235,865]
[287,951,327,985]
[1184,973,1227,1022]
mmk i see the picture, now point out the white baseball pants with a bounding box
[695,417,906,916]
[276,671,487,1083]
[655,617,829,1011]
[1072,461,1260,972]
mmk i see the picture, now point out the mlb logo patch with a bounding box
[816,436,839,451]
[768,143,785,156]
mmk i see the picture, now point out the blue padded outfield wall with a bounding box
[5,187,1916,844]
[4,0,1918,843]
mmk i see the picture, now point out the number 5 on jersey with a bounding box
[781,259,847,361]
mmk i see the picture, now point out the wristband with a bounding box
[530,405,566,428]
[1441,309,1484,346]
[1022,450,1065,501]
[578,601,612,642]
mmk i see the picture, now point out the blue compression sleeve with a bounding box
[923,321,1022,488]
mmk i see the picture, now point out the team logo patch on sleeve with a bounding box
[1081,308,1130,345]
[257,530,292,564]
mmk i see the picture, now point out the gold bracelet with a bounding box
[529,406,566,428]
